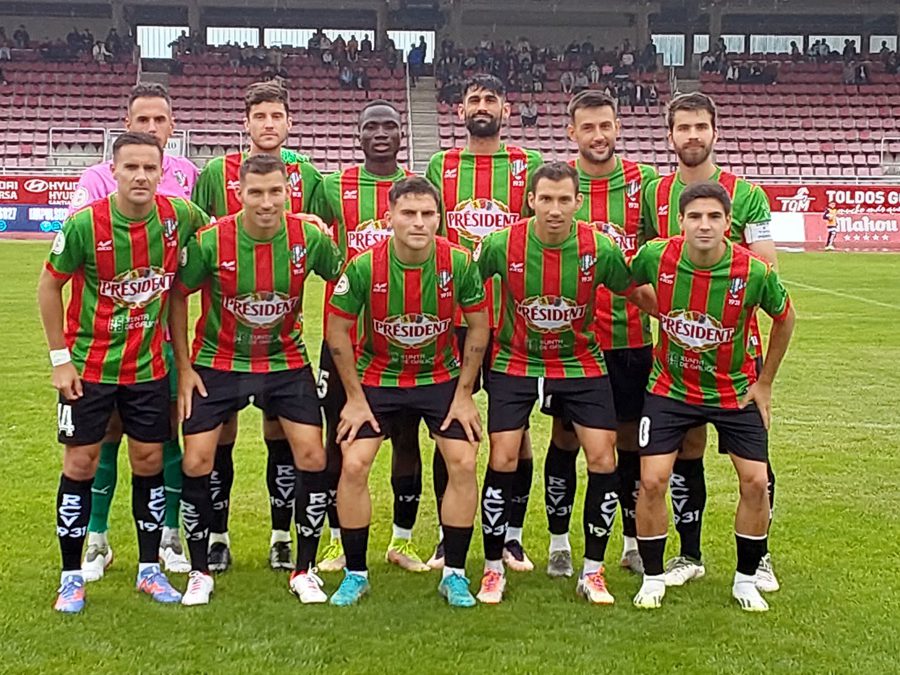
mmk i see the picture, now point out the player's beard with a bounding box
[466,114,502,138]
[253,131,287,153]
[676,142,712,168]
[581,140,616,165]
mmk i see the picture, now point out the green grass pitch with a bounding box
[1,241,898,673]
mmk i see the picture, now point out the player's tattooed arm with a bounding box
[37,267,83,400]
[326,313,380,443]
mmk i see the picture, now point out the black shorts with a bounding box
[455,326,492,394]
[639,393,768,463]
[355,379,469,441]
[56,377,170,446]
[317,341,347,436]
[183,366,322,436]
[488,371,617,434]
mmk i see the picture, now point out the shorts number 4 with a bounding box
[57,403,75,437]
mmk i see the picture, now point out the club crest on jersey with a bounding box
[516,295,587,333]
[729,277,746,297]
[223,291,299,329]
[348,219,392,253]
[446,198,518,243]
[163,218,178,242]
[174,170,188,190]
[578,253,597,281]
[290,244,307,271]
[227,179,241,193]
[99,267,174,309]
[510,159,527,187]
[659,310,734,352]
[626,179,641,202]
[374,313,452,348]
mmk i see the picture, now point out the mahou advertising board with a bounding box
[761,184,900,251]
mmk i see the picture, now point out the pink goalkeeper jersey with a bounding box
[67,154,200,215]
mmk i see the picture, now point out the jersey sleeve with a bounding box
[521,149,544,217]
[176,231,212,293]
[759,266,791,321]
[306,221,344,281]
[425,152,443,190]
[327,258,365,321]
[741,184,773,244]
[177,199,211,246]
[456,251,487,312]
[302,163,333,222]
[629,240,664,287]
[640,180,661,243]
[475,230,502,280]
[191,159,221,216]
[45,214,86,278]
[597,234,635,294]
[321,172,341,226]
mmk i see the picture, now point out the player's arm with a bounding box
[624,241,660,317]
[441,253,488,442]
[740,268,796,429]
[190,161,218,216]
[307,222,344,280]
[326,264,379,443]
[639,184,660,244]
[38,222,85,399]
[172,234,211,421]
[743,185,778,269]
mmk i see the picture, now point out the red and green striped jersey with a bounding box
[192,148,330,220]
[328,237,486,387]
[571,156,658,350]
[630,237,791,408]
[177,213,343,373]
[45,195,209,384]
[320,164,413,331]
[477,218,635,378]
[426,144,543,325]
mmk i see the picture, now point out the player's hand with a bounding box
[178,367,207,422]
[740,380,772,430]
[53,363,83,401]
[299,213,333,238]
[337,396,379,444]
[441,392,482,443]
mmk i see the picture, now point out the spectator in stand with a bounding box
[307,29,322,51]
[642,40,658,72]
[339,63,354,88]
[701,51,717,73]
[807,39,820,58]
[581,36,595,58]
[855,62,869,84]
[620,49,634,69]
[842,61,855,84]
[647,83,658,106]
[842,39,857,63]
[520,96,539,127]
[66,28,81,53]
[322,47,334,65]
[347,35,358,60]
[0,28,11,60]
[560,69,575,94]
[417,35,428,63]
[726,62,739,82]
[588,60,600,83]
[886,51,899,75]
[360,34,372,55]
[0,65,7,86]
[879,41,892,62]
[634,80,646,108]
[92,40,112,64]
[105,28,122,55]
[355,67,370,91]
[573,69,589,94]
[13,24,29,49]
[227,42,241,71]
[790,41,801,60]
[408,41,425,86]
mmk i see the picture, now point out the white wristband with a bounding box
[49,348,71,367]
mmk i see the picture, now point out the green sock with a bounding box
[88,440,120,533]
[163,438,183,529]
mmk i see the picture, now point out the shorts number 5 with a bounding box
[316,369,330,400]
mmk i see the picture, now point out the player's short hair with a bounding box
[239,153,287,181]
[567,90,617,120]
[388,176,441,210]
[666,92,717,131]
[112,131,163,160]
[244,81,290,117]
[461,73,506,101]
[530,161,579,194]
[127,82,172,113]
[358,99,401,125]
[678,181,732,216]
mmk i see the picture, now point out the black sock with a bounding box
[391,474,422,532]
[443,525,474,570]
[583,471,619,563]
[265,439,295,532]
[544,442,577,535]
[616,450,641,538]
[210,442,235,534]
[637,536,667,576]
[671,457,706,560]
[181,473,212,572]
[433,448,449,527]
[735,533,768,576]
[342,526,370,573]
[57,474,92,572]
[325,471,341,532]
[481,468,514,561]
[508,458,533,534]
[293,468,330,571]
[766,461,776,526]
[132,472,165,564]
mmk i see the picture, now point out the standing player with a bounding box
[541,90,659,578]
[72,83,200,581]
[632,181,795,612]
[425,73,543,571]
[823,201,839,250]
[317,100,430,573]
[172,155,343,606]
[191,81,330,571]
[642,92,781,592]
[37,132,208,612]
[476,162,647,605]
[325,177,489,607]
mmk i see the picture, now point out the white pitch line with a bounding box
[779,418,900,431]
[781,279,900,311]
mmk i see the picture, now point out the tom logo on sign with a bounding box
[373,313,452,348]
[659,310,735,352]
[347,218,392,254]
[99,267,174,309]
[223,291,299,329]
[516,295,587,333]
[776,187,814,213]
[446,198,519,243]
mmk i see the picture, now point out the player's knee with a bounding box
[182,449,214,477]
[341,453,373,483]
[293,446,326,472]
[639,470,669,499]
[738,470,769,504]
[446,450,477,480]
[63,447,98,481]
[130,450,163,476]
[585,452,616,474]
